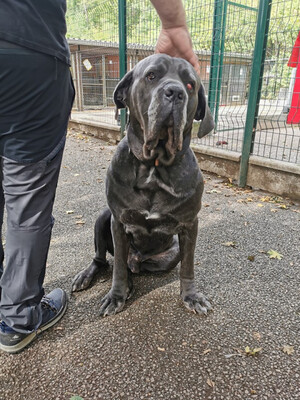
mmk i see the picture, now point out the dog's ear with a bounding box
[194,83,215,138]
[113,70,134,109]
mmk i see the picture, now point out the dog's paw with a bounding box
[182,292,212,315]
[72,261,103,292]
[99,289,129,317]
[72,270,94,292]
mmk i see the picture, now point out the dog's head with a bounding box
[114,54,214,165]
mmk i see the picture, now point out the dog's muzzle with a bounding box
[143,82,188,166]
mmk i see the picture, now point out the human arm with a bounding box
[150,0,200,75]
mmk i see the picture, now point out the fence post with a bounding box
[75,51,83,111]
[118,0,127,138]
[102,55,107,107]
[239,0,272,187]
[214,0,228,125]
[208,0,225,126]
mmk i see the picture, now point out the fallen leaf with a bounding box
[272,196,283,203]
[157,347,165,352]
[203,348,211,355]
[76,220,85,225]
[245,346,262,356]
[222,241,237,248]
[260,196,271,202]
[247,255,255,262]
[292,209,300,214]
[267,249,283,260]
[282,345,294,355]
[271,208,278,213]
[66,210,74,214]
[206,378,215,387]
[278,204,288,209]
[250,389,257,395]
[257,203,264,207]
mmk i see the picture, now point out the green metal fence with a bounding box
[66,0,300,185]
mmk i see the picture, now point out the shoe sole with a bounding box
[0,292,68,354]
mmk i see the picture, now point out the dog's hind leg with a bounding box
[72,207,113,292]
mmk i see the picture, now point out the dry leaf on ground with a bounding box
[75,220,85,225]
[222,241,237,248]
[267,249,283,260]
[245,346,262,356]
[282,345,294,355]
[206,378,215,387]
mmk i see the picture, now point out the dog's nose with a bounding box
[164,85,184,101]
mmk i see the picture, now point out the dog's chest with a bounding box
[135,164,182,198]
[106,143,203,239]
[119,163,199,236]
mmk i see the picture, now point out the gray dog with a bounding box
[72,54,214,316]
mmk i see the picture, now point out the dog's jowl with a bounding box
[72,54,215,316]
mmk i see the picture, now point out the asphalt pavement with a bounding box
[0,130,299,400]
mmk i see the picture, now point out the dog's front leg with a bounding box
[179,219,212,314]
[99,216,132,316]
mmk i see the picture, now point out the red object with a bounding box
[288,31,300,68]
[287,31,300,124]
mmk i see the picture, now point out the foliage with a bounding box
[66,0,300,54]
[66,0,300,99]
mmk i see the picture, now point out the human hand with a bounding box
[155,26,200,75]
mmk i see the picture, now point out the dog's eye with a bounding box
[146,72,156,81]
[187,82,194,91]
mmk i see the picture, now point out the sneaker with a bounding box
[0,288,67,354]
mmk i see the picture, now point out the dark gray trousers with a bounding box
[0,139,65,333]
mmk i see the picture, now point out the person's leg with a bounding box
[0,159,4,296]
[0,141,65,333]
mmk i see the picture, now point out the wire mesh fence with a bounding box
[252,0,300,163]
[186,0,258,156]
[66,0,300,165]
